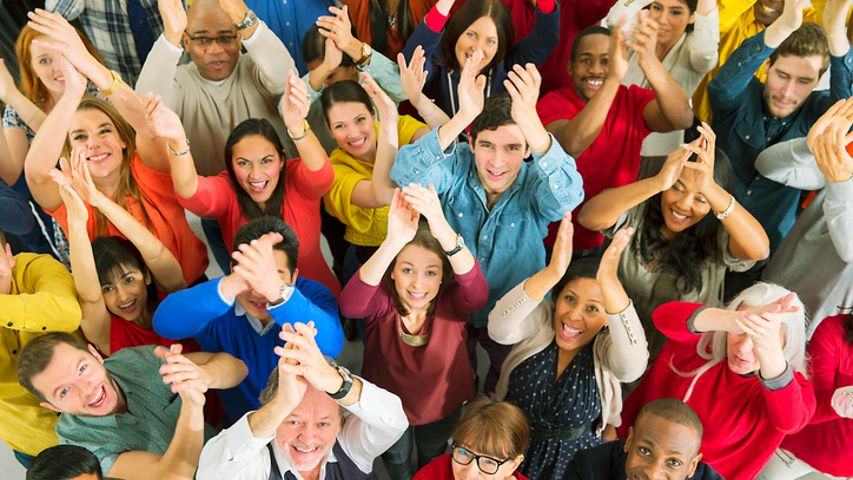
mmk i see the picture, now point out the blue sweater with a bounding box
[153,276,344,422]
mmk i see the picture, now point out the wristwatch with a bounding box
[443,234,465,257]
[235,10,258,30]
[267,283,295,308]
[327,360,354,400]
[355,42,373,68]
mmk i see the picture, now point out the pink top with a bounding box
[340,265,488,425]
[618,302,816,480]
[178,157,340,296]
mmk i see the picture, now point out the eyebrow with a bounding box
[399,261,442,269]
[565,288,603,305]
[70,122,112,135]
[52,360,83,398]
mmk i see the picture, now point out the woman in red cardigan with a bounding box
[618,282,815,480]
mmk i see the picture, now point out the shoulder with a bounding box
[105,345,162,374]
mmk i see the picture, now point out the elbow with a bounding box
[576,205,608,233]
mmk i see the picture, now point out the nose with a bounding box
[206,39,226,54]
[675,194,694,211]
[298,423,319,442]
[781,79,797,99]
[590,59,605,76]
[643,461,667,480]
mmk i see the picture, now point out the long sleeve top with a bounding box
[401,0,560,117]
[757,137,853,337]
[390,129,583,327]
[196,378,408,480]
[618,301,816,480]
[489,281,648,435]
[780,314,853,477]
[0,253,81,455]
[135,22,297,176]
[245,0,333,73]
[340,264,488,425]
[708,29,853,252]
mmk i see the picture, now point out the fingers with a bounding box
[604,227,634,260]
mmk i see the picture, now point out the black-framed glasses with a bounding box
[450,443,511,475]
[186,33,238,47]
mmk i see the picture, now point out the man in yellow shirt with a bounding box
[0,232,81,466]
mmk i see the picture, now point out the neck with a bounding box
[401,308,429,333]
[655,39,677,61]
[556,347,579,379]
[660,225,675,240]
[486,191,503,209]
[93,173,122,201]
[299,465,322,480]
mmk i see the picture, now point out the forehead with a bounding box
[290,388,340,420]
[575,33,610,57]
[475,124,525,145]
[327,101,372,122]
[397,244,443,267]
[770,54,823,79]
[466,16,498,36]
[653,0,689,8]
[232,134,279,155]
[31,343,92,394]
[71,108,114,130]
[634,414,700,454]
[187,6,235,34]
[29,41,56,59]
[559,277,603,301]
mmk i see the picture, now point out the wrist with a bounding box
[164,30,183,47]
[344,38,363,60]
[324,365,345,394]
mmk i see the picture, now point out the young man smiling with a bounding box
[391,62,584,393]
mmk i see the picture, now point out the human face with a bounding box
[624,414,702,480]
[29,40,65,97]
[183,8,240,81]
[230,134,284,208]
[455,16,499,72]
[235,249,295,321]
[763,55,823,118]
[326,101,377,161]
[391,244,443,312]
[553,278,608,352]
[570,33,611,102]
[306,60,358,89]
[275,387,342,475]
[68,109,127,183]
[31,343,123,417]
[754,0,784,26]
[450,443,524,480]
[470,125,529,199]
[101,265,151,325]
[648,0,694,49]
[659,169,711,238]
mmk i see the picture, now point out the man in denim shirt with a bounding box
[391,63,584,393]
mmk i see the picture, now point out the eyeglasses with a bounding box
[450,443,511,475]
[186,33,238,47]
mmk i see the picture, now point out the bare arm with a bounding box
[351,73,398,208]
[357,189,419,285]
[282,72,327,171]
[397,47,451,130]
[142,96,200,199]
[823,0,851,57]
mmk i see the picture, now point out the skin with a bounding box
[455,16,499,72]
[67,109,127,197]
[183,2,241,81]
[648,0,695,52]
[754,0,785,26]
[29,40,66,98]
[468,125,531,208]
[726,305,788,375]
[234,249,297,324]
[230,134,284,209]
[390,244,444,315]
[553,277,609,374]
[450,442,523,480]
[570,33,611,102]
[101,264,152,326]
[32,342,126,417]
[659,168,712,239]
[273,384,342,477]
[763,54,824,118]
[305,59,357,90]
[624,413,703,480]
[325,101,377,162]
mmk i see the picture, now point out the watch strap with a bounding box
[235,10,258,30]
[328,365,353,400]
[443,234,464,257]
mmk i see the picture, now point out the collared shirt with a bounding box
[196,379,408,480]
[708,29,853,251]
[390,130,584,326]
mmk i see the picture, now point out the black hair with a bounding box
[635,398,703,449]
[224,118,287,221]
[232,216,300,272]
[570,26,611,64]
[469,93,514,143]
[320,79,375,126]
[637,146,734,295]
[550,257,601,302]
[650,0,699,33]
[27,445,103,480]
[92,236,158,318]
[440,0,514,73]
[367,0,415,57]
[301,24,355,67]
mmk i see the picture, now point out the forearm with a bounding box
[25,94,79,188]
[244,22,295,95]
[292,131,328,172]
[411,93,451,129]
[432,219,475,274]
[156,403,205,479]
[358,239,404,285]
[522,267,562,301]
[757,346,789,381]
[2,90,46,132]
[248,398,293,438]
[824,180,853,262]
[691,306,739,333]
[307,64,333,92]
[437,112,476,150]
[705,185,769,260]
[369,125,398,206]
[551,78,620,157]
[168,143,201,199]
[199,352,249,389]
[578,177,661,231]
[641,58,693,130]
[0,129,25,186]
[135,36,182,109]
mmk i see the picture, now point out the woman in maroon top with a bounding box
[340,185,488,479]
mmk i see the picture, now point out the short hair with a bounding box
[17,332,89,403]
[635,398,703,440]
[570,26,611,64]
[27,445,103,480]
[452,396,529,460]
[232,216,300,272]
[769,23,831,77]
[301,24,354,67]
[469,93,514,143]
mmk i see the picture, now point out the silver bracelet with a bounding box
[168,139,191,156]
[715,194,736,220]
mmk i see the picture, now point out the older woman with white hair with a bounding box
[617,282,815,480]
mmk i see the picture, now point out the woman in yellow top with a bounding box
[322,74,430,265]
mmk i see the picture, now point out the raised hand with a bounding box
[681,122,718,194]
[316,5,360,59]
[457,50,487,119]
[322,32,344,72]
[360,72,397,127]
[386,188,420,247]
[626,11,660,63]
[547,212,574,279]
[272,324,308,409]
[814,121,853,182]
[655,140,696,192]
[57,53,88,100]
[503,63,550,153]
[50,156,91,226]
[402,183,446,227]
[597,226,633,286]
[608,20,630,82]
[230,232,288,302]
[143,94,187,143]
[281,71,310,133]
[27,9,102,82]
[778,0,808,33]
[156,344,207,406]
[398,47,429,104]
[157,0,188,47]
[806,98,852,152]
[50,144,103,208]
[0,243,15,295]
[218,0,251,25]
[276,322,345,394]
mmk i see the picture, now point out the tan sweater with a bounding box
[135,22,296,176]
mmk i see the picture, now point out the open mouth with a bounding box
[118,298,137,315]
[407,290,429,302]
[486,168,508,182]
[583,77,605,91]
[248,180,268,193]
[88,385,107,409]
[208,60,227,71]
[347,137,367,149]
[87,152,110,164]
[290,443,320,460]
[559,323,583,341]
[670,208,690,223]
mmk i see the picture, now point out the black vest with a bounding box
[266,441,378,480]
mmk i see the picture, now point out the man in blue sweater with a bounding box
[153,216,344,423]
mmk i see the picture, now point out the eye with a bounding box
[426,270,438,277]
[586,305,600,313]
[487,38,497,46]
[123,275,136,284]
[507,144,522,152]
[580,58,591,65]
[79,364,88,375]
[99,128,112,136]
[72,134,86,142]
[601,58,609,66]
[237,159,250,167]
[318,421,330,428]
[102,285,115,293]
[466,31,476,39]
[261,157,274,164]
[666,458,684,468]
[39,58,51,65]
[288,420,301,426]
[638,447,652,456]
[59,387,69,398]
[564,294,576,304]
[402,267,413,274]
[671,184,684,193]
[696,196,708,205]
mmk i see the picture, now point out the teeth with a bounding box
[119,299,135,309]
[249,181,266,191]
[89,386,106,408]
[88,153,108,162]
[349,137,366,147]
[671,209,688,221]
[562,324,582,336]
[587,79,604,87]
[294,446,317,453]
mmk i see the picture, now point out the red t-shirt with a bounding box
[537,83,654,250]
[109,290,200,354]
[414,454,529,480]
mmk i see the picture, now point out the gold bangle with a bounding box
[288,120,311,141]
[100,70,123,96]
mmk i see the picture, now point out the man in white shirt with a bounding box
[198,322,408,480]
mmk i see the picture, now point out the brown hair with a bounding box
[452,396,529,459]
[769,22,831,77]
[440,0,514,73]
[17,332,89,403]
[383,221,453,318]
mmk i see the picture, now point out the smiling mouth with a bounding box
[291,444,320,455]
[347,137,367,148]
[87,152,109,163]
[559,323,583,341]
[118,298,137,312]
[407,290,429,301]
[88,385,107,408]
[670,209,689,222]
[248,180,268,193]
[583,77,605,90]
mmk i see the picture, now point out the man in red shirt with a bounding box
[537,21,694,252]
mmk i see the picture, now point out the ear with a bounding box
[40,401,62,413]
[182,32,190,48]
[523,143,532,158]
[508,454,524,472]
[143,269,152,285]
[624,426,634,452]
[290,267,299,284]
[687,452,702,477]
[467,133,475,153]
[87,344,105,365]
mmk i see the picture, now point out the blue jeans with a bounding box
[202,218,231,274]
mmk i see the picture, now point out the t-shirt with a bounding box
[323,115,427,246]
[414,454,529,480]
[537,84,655,250]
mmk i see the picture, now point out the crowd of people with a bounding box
[0,0,851,479]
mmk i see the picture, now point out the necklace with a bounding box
[387,14,397,29]
[398,315,430,347]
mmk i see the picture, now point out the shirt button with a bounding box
[745,134,750,140]
[510,222,516,228]
[747,190,752,195]
[482,235,488,240]
[457,212,464,217]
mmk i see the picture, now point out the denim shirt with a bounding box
[708,29,853,251]
[391,130,584,326]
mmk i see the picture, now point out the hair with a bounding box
[843,312,853,345]
[550,257,601,305]
[440,0,514,73]
[383,220,453,318]
[769,23,831,77]
[635,397,703,440]
[367,0,416,56]
[320,80,375,126]
[469,93,515,143]
[452,396,529,460]
[301,24,355,68]
[92,236,158,317]
[0,230,6,249]
[224,118,288,220]
[232,216,300,271]
[26,445,103,480]
[652,0,698,33]
[636,146,734,295]
[673,282,807,401]
[14,25,103,109]
[17,332,90,403]
[570,26,612,64]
